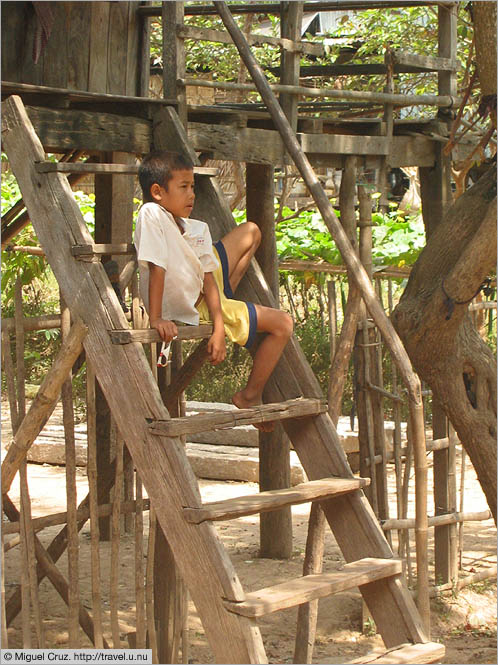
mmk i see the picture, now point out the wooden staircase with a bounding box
[2,93,443,663]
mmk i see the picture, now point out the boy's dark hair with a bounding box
[138,150,194,202]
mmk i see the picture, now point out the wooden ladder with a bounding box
[2,95,443,664]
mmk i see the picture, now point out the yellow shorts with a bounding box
[196,241,257,348]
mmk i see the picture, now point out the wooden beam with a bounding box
[177,23,323,55]
[25,105,151,153]
[393,51,457,72]
[35,162,217,176]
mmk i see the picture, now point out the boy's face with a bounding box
[151,169,195,218]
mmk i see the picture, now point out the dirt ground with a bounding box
[2,405,496,663]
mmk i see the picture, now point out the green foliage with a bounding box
[1,170,48,303]
[237,202,425,268]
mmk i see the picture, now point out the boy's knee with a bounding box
[245,221,261,249]
[278,311,294,339]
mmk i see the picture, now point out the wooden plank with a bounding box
[26,105,151,153]
[177,24,323,56]
[2,80,176,106]
[299,133,389,156]
[149,398,327,436]
[88,1,110,92]
[155,103,429,647]
[34,162,217,176]
[0,1,24,83]
[71,243,136,257]
[393,51,457,72]
[66,2,91,90]
[183,477,370,524]
[42,3,68,89]
[224,558,403,618]
[3,94,267,665]
[188,122,286,165]
[109,325,213,344]
[126,2,141,96]
[107,1,128,94]
[346,641,445,664]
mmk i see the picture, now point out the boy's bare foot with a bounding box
[232,391,274,432]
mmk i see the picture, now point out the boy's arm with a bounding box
[202,272,226,365]
[148,262,178,342]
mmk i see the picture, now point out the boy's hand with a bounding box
[207,328,226,365]
[150,317,178,343]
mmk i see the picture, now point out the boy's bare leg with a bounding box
[219,222,261,293]
[233,305,293,432]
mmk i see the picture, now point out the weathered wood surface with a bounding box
[393,50,457,72]
[188,122,435,166]
[109,325,213,344]
[3,95,267,664]
[2,2,141,95]
[149,398,327,436]
[1,319,88,493]
[224,558,402,618]
[25,105,151,153]
[177,24,324,55]
[346,642,446,664]
[183,477,369,524]
[35,161,217,176]
[293,502,326,664]
[71,243,136,257]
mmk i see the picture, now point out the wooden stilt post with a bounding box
[146,509,159,664]
[60,296,79,646]
[135,473,146,649]
[86,363,104,648]
[110,425,124,648]
[388,279,404,558]
[293,502,326,664]
[15,277,32,647]
[247,162,293,560]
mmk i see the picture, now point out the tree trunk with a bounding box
[472,1,497,128]
[392,165,497,522]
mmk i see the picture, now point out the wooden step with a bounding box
[345,641,445,664]
[183,476,370,523]
[224,557,402,618]
[35,161,218,176]
[71,243,136,257]
[109,325,213,345]
[148,397,327,436]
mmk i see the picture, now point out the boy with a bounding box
[134,151,293,427]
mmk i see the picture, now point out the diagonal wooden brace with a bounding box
[1,318,88,493]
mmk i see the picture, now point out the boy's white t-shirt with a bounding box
[134,202,219,325]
